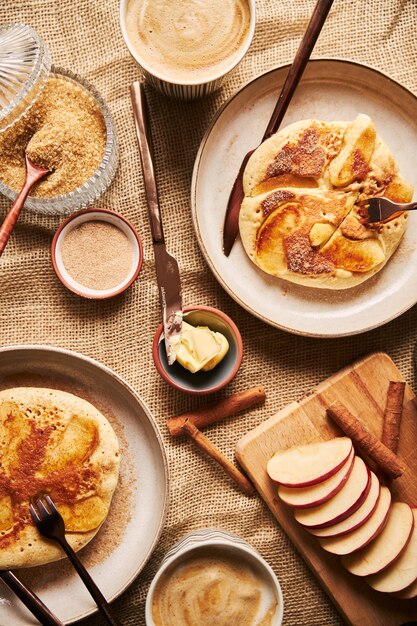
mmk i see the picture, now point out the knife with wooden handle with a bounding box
[0,570,64,626]
[222,0,334,256]
[130,81,183,364]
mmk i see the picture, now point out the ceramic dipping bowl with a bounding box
[145,528,284,626]
[51,207,143,299]
[152,305,243,395]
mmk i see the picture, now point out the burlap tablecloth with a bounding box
[1,1,416,625]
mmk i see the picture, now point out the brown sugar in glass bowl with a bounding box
[52,208,143,299]
[0,68,118,215]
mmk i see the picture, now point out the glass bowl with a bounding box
[0,66,118,215]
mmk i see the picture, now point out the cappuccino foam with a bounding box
[125,0,251,83]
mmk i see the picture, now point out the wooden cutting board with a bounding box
[236,352,417,626]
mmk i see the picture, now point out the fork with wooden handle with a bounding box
[0,570,64,626]
[365,196,417,224]
[0,154,49,257]
[30,494,122,626]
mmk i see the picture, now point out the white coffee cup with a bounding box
[145,528,284,625]
[120,0,256,99]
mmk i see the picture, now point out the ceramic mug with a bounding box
[145,528,284,625]
[120,0,256,99]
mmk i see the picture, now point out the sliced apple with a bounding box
[342,502,414,577]
[318,484,391,555]
[366,509,417,593]
[278,448,355,508]
[294,456,370,529]
[309,471,381,538]
[393,576,417,599]
[267,437,352,487]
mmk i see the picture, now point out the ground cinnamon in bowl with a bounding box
[52,208,143,299]
[61,221,133,290]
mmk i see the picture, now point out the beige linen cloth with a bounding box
[1,1,417,624]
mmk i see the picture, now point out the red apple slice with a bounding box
[393,575,417,599]
[267,437,352,487]
[342,502,414,577]
[278,448,355,508]
[366,509,417,593]
[317,485,391,555]
[309,471,381,538]
[294,456,370,529]
[392,580,417,600]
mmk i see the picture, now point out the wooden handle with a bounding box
[59,538,122,626]
[0,155,48,257]
[181,419,255,496]
[167,386,266,436]
[0,570,64,626]
[130,81,164,244]
[264,0,334,139]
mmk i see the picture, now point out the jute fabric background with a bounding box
[1,1,417,625]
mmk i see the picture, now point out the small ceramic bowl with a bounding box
[152,305,243,395]
[145,528,284,626]
[51,207,143,299]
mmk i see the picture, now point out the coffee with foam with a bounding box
[125,0,251,83]
[151,548,278,626]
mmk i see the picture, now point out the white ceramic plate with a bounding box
[191,59,417,336]
[0,345,169,625]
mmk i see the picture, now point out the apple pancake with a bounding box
[239,114,413,289]
[0,387,120,568]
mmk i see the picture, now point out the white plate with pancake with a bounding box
[0,345,169,625]
[191,59,417,336]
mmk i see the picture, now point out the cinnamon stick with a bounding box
[327,401,407,479]
[381,381,405,454]
[181,419,255,497]
[167,386,266,437]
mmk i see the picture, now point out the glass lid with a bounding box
[0,23,51,132]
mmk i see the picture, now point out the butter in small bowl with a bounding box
[152,306,243,395]
[175,321,229,373]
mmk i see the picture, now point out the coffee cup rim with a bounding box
[144,528,284,625]
[119,0,256,87]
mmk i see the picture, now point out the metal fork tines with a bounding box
[365,197,417,224]
[30,494,122,626]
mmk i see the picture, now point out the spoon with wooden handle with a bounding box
[0,153,49,257]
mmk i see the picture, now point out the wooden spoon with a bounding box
[0,153,49,257]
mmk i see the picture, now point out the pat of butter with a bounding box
[176,321,229,373]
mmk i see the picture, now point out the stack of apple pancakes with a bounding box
[0,387,120,568]
[239,114,414,289]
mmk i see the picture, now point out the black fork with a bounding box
[30,494,122,626]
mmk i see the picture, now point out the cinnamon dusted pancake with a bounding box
[0,387,120,568]
[239,114,413,289]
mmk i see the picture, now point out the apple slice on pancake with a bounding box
[294,456,370,529]
[328,114,376,188]
[239,188,356,278]
[243,119,344,197]
[366,508,417,593]
[267,437,352,487]
[277,448,354,508]
[342,502,414,577]
[309,470,381,538]
[317,484,391,555]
